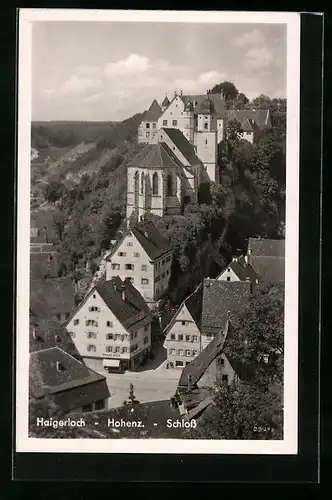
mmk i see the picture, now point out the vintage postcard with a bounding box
[16,9,300,454]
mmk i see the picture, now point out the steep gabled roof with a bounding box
[143,99,162,122]
[162,127,202,166]
[164,283,203,334]
[247,237,285,257]
[127,142,183,168]
[96,277,151,332]
[201,280,251,336]
[216,255,260,282]
[131,220,171,260]
[184,283,204,326]
[30,277,76,320]
[178,321,230,388]
[29,347,110,411]
[249,256,285,283]
[226,109,271,129]
[196,95,215,115]
[181,93,226,116]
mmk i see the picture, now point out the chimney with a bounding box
[244,255,249,265]
[121,284,126,301]
[188,374,192,391]
[144,231,149,238]
[232,256,238,263]
[248,249,252,255]
[226,310,231,320]
[32,328,37,340]
[255,279,259,285]
[56,361,62,372]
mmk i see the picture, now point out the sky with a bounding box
[31,21,287,121]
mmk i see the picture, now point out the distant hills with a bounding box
[30,112,145,187]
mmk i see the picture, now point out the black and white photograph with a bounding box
[16,9,300,454]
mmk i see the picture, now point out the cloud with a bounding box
[105,54,150,78]
[76,65,101,76]
[232,29,266,47]
[245,47,274,70]
[82,93,103,104]
[198,70,226,85]
[62,75,100,94]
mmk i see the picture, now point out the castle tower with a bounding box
[182,99,195,144]
[195,95,218,182]
[161,95,170,112]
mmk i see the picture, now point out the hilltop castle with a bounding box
[126,90,271,223]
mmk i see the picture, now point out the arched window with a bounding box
[204,122,208,130]
[134,171,139,207]
[167,174,173,196]
[152,172,159,195]
[141,172,144,194]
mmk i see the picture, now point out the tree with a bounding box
[44,180,66,204]
[52,210,66,242]
[188,380,283,440]
[209,81,239,101]
[226,282,284,387]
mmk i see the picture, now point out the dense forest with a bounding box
[31,86,286,306]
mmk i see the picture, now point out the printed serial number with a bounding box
[253,426,273,432]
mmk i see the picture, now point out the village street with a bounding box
[105,339,181,408]
[106,365,181,409]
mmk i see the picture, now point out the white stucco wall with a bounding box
[164,303,202,369]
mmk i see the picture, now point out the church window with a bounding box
[205,139,208,145]
[204,122,208,130]
[152,172,159,195]
[141,173,144,194]
[166,174,173,196]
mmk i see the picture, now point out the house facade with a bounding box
[105,221,172,305]
[216,255,259,286]
[65,277,152,373]
[164,280,251,369]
